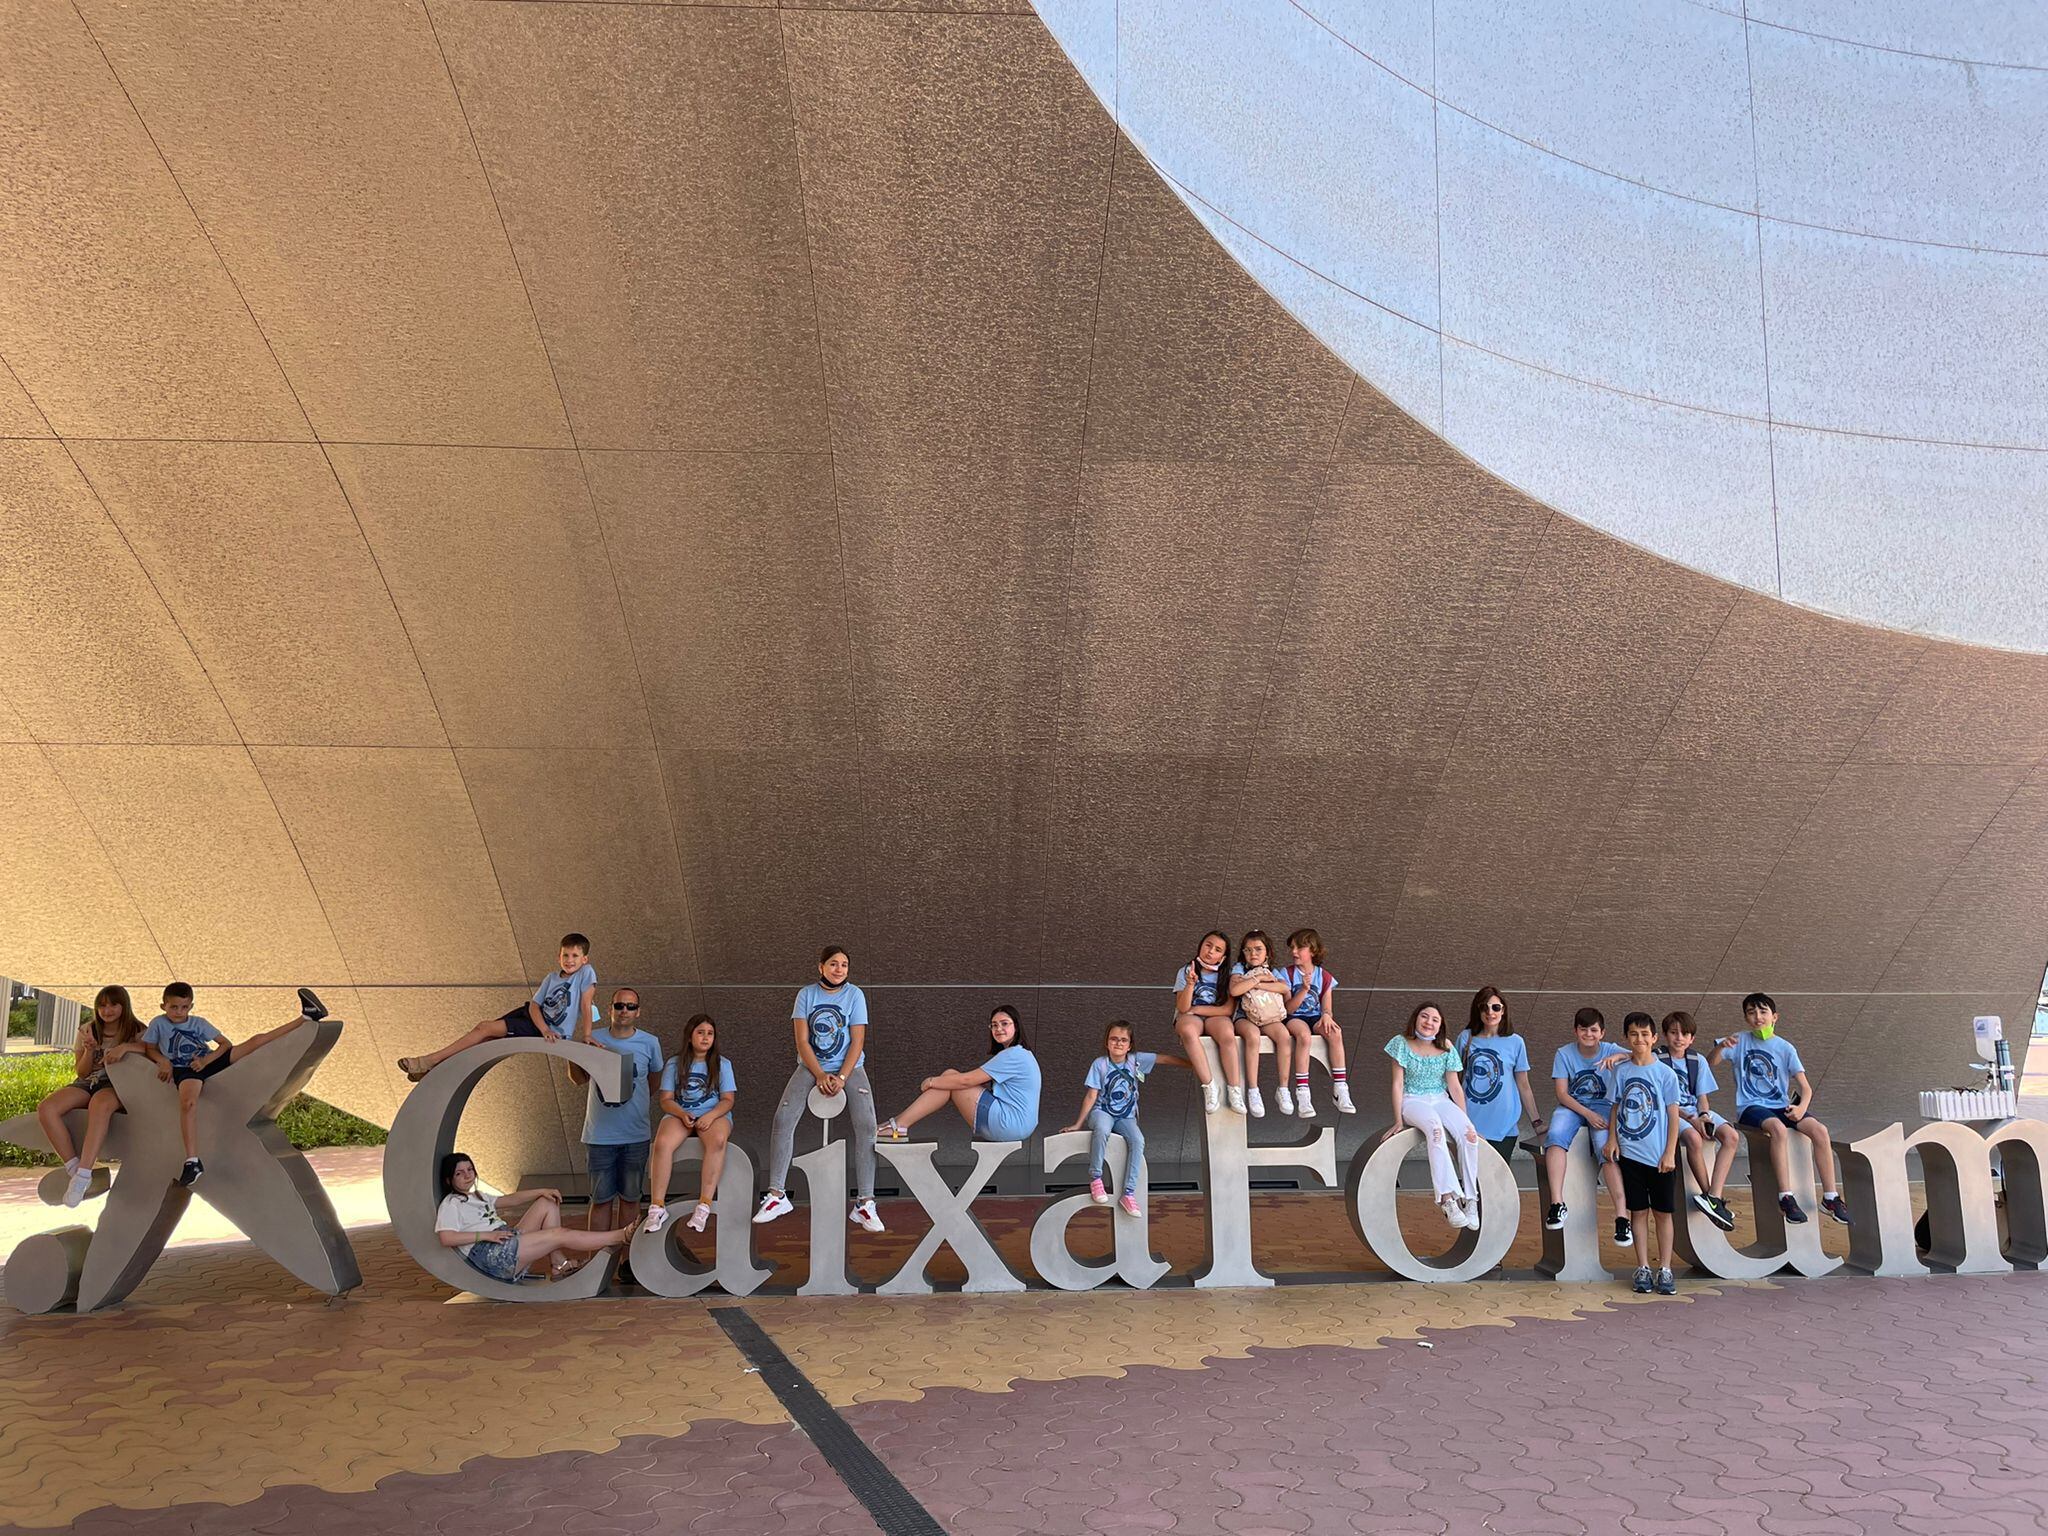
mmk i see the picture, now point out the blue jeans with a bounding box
[1087,1108,1144,1197]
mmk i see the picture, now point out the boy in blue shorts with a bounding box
[1604,1011,1686,1294]
[142,981,329,1187]
[1542,1007,1632,1248]
[566,986,663,1235]
[1658,1010,1739,1231]
[399,933,601,1080]
[1709,992,1849,1225]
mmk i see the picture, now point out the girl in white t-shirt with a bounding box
[434,1151,634,1283]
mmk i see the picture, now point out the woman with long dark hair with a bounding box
[876,1004,1042,1143]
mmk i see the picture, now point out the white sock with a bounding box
[1823,1189,1838,1199]
[64,1157,79,1174]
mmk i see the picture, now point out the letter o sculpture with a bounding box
[384,1037,631,1301]
[1348,1128,1518,1282]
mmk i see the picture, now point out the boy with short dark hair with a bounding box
[143,981,329,1187]
[1605,1011,1685,1294]
[1542,1007,1633,1248]
[398,933,601,1081]
[1658,1011,1739,1231]
[1709,993,1850,1225]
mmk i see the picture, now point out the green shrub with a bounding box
[0,1054,384,1165]
[7,999,35,1039]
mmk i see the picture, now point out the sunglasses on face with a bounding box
[613,1002,640,1013]
[1484,1002,1503,1012]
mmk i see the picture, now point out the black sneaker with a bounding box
[1654,1268,1677,1296]
[177,1158,203,1187]
[1543,1201,1567,1230]
[1821,1193,1851,1225]
[1632,1265,1653,1293]
[297,987,329,1023]
[1614,1216,1634,1247]
[1778,1193,1808,1224]
[1707,1196,1737,1232]
[1688,1191,1716,1223]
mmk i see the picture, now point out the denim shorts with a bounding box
[1545,1106,1611,1156]
[462,1230,523,1282]
[587,1140,649,1205]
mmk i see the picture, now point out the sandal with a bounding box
[397,1056,429,1083]
[875,1120,909,1143]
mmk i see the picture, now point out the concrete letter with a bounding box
[1349,1129,1518,1283]
[1029,1129,1168,1291]
[876,1140,1026,1295]
[1194,1037,1337,1289]
[630,1141,771,1298]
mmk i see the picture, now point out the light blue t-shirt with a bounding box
[1084,1051,1160,1120]
[1455,1030,1531,1141]
[143,1014,226,1069]
[661,1055,736,1116]
[1726,1032,1804,1111]
[1610,1059,1683,1166]
[581,1028,664,1145]
[978,1045,1042,1140]
[533,963,597,1038]
[1284,965,1336,1022]
[1552,1043,1615,1113]
[1657,1048,1718,1117]
[794,981,868,1074]
[1385,1035,1462,1097]
[1175,963,1225,1009]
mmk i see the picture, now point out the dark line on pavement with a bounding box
[711,1306,949,1536]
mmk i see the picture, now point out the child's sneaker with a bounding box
[1654,1268,1678,1295]
[1613,1215,1633,1248]
[1333,1083,1356,1114]
[1543,1201,1567,1230]
[752,1191,794,1225]
[177,1158,203,1188]
[1275,1084,1295,1116]
[686,1203,712,1234]
[1202,1080,1222,1114]
[1246,1087,1265,1118]
[1632,1266,1654,1294]
[1687,1191,1718,1224]
[1821,1193,1851,1225]
[1438,1198,1463,1229]
[1707,1195,1737,1231]
[1296,1091,1317,1121]
[644,1204,671,1235]
[63,1166,94,1208]
[1778,1193,1809,1224]
[1089,1176,1110,1206]
[1457,1195,1481,1230]
[850,1198,884,1234]
[1227,1085,1246,1115]
[296,986,329,1023]
[1118,1194,1141,1218]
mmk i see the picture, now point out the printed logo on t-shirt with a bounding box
[535,972,574,1032]
[1568,1066,1606,1106]
[1616,1077,1661,1144]
[1742,1048,1783,1103]
[1186,968,1221,1008]
[679,1065,716,1113]
[1464,1044,1505,1106]
[1287,968,1324,1021]
[808,1003,849,1065]
[1100,1063,1144,1119]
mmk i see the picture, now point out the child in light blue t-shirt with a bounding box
[398,933,602,1082]
[879,1005,1043,1145]
[1060,1020,1190,1217]
[758,945,880,1234]
[1541,1007,1633,1249]
[1708,992,1848,1226]
[1603,1012,1685,1294]
[1658,1010,1740,1231]
[646,1013,738,1237]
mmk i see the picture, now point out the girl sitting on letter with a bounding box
[1386,1003,1483,1230]
[644,1013,735,1236]
[1059,1020,1189,1217]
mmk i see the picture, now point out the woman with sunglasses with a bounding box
[1454,986,1543,1163]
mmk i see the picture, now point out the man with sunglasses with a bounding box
[566,987,664,1236]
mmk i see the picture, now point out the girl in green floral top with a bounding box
[1385,1003,1484,1231]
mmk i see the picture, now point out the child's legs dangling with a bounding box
[1173,1013,1212,1085]
[79,1088,122,1167]
[1262,1022,1293,1084]
[1439,1098,1480,1197]
[36,1085,90,1166]
[177,1078,203,1159]
[765,1065,810,1195]
[697,1120,730,1207]
[1235,1021,1265,1091]
[1114,1114,1145,1197]
[846,1064,878,1202]
[1204,1016,1242,1088]
[1402,1095,1461,1200]
[1086,1107,1113,1179]
[648,1118,688,1210]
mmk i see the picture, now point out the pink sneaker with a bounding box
[1089,1176,1110,1206]
[685,1203,711,1233]
[1118,1194,1142,1217]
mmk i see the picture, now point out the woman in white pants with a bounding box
[1384,1003,1483,1230]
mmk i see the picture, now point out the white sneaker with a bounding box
[1227,1085,1247,1115]
[1246,1087,1266,1118]
[850,1198,884,1233]
[685,1204,711,1234]
[1275,1084,1295,1116]
[63,1167,94,1209]
[1334,1083,1357,1114]
[1439,1198,1463,1230]
[1202,1081,1221,1114]
[1457,1196,1480,1230]
[1296,1091,1317,1120]
[752,1191,794,1225]
[644,1204,671,1235]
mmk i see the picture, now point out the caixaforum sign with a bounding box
[6,1032,2045,1313]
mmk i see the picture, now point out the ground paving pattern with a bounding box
[2,1191,2042,1535]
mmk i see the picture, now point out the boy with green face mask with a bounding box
[1709,993,1849,1226]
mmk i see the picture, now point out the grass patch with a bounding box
[0,1054,385,1167]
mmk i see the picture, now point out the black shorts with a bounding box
[70,1071,110,1095]
[171,1051,233,1086]
[499,1006,544,1039]
[1619,1156,1678,1215]
[1488,1134,1520,1162]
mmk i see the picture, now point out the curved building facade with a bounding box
[2,0,2043,1183]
